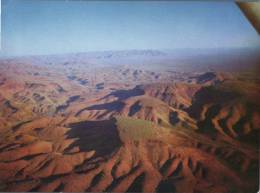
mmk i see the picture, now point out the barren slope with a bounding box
[0,57,259,193]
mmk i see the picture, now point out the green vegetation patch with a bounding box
[115,115,158,141]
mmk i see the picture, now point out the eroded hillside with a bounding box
[0,58,259,193]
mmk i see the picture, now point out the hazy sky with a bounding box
[1,0,260,56]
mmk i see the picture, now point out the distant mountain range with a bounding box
[1,48,259,72]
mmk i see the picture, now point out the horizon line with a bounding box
[1,46,260,58]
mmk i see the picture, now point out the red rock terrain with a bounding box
[0,56,259,193]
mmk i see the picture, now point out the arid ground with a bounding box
[0,49,259,193]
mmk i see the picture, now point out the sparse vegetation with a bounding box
[115,116,157,140]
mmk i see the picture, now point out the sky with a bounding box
[1,0,260,56]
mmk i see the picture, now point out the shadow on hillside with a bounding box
[65,119,122,157]
[187,86,238,119]
[86,101,124,111]
[102,86,144,101]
